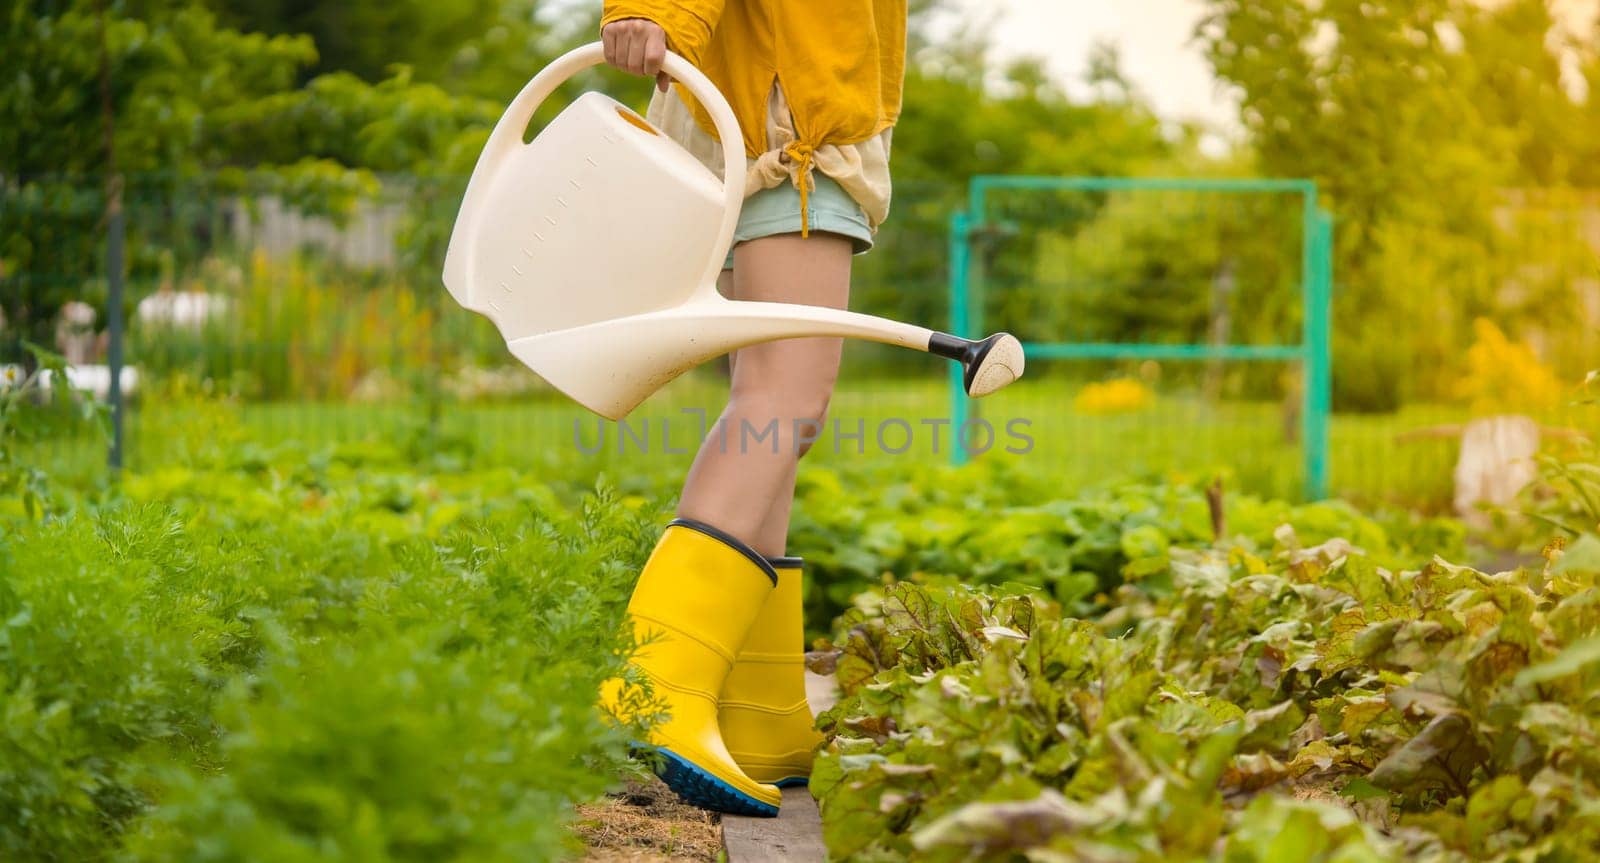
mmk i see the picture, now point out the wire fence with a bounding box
[5,173,1599,511]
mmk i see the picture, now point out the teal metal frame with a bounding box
[948,175,1334,500]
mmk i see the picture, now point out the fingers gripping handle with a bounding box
[465,42,746,290]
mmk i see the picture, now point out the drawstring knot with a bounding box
[783,141,817,237]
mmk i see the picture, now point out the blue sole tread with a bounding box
[648,748,780,818]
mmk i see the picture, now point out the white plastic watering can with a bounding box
[443,42,1022,420]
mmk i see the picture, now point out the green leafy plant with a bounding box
[0,341,104,519]
[0,440,661,860]
[1510,372,1600,558]
[791,462,1462,638]
[811,508,1600,860]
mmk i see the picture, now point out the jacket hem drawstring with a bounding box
[782,141,817,237]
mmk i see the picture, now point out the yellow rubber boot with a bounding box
[719,556,826,787]
[599,519,783,816]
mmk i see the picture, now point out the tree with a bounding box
[1457,0,1585,186]
[1,2,316,358]
[1197,0,1541,407]
[1583,16,1600,186]
[208,0,501,84]
[0,1,537,361]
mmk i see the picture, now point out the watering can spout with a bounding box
[507,303,927,420]
[509,302,1024,421]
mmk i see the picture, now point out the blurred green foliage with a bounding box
[1,1,484,357]
[0,426,659,860]
[1199,0,1600,407]
[789,458,1464,638]
[1,0,1174,369]
[0,342,103,518]
[4,0,1597,408]
[209,0,504,84]
[126,252,509,401]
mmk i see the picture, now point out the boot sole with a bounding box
[774,776,809,789]
[650,748,781,817]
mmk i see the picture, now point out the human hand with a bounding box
[602,18,672,92]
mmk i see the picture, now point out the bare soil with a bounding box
[575,778,722,863]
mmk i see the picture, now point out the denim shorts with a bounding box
[723,172,874,269]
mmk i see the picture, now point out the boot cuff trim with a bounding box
[766,556,803,570]
[667,518,779,586]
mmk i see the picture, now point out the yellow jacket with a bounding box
[601,0,907,224]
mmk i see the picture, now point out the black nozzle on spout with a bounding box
[928,332,1024,396]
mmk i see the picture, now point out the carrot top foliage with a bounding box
[0,444,658,861]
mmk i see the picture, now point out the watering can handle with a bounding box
[476,41,746,289]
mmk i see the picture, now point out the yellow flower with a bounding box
[1073,378,1154,415]
[1456,318,1563,414]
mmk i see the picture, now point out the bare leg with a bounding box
[719,281,803,558]
[678,232,851,557]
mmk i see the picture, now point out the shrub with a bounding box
[1331,329,1406,414]
[1455,317,1565,414]
[130,252,505,402]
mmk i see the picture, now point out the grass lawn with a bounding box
[23,372,1599,512]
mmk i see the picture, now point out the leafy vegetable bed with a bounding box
[0,444,658,861]
[812,526,1600,861]
[792,463,1463,638]
[4,368,1585,861]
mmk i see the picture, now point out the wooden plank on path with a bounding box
[721,671,838,862]
[723,787,826,862]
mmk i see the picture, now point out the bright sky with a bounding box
[947,0,1236,133]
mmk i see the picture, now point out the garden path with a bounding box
[720,670,838,862]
